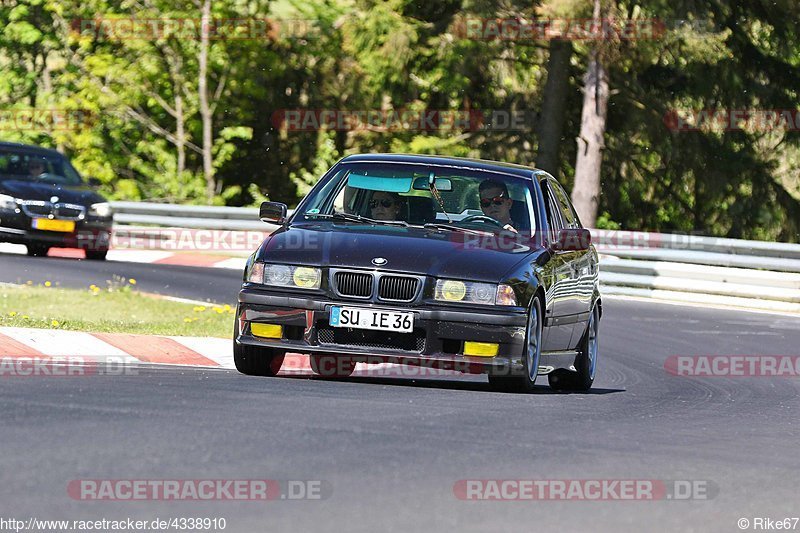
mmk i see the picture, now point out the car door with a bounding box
[539,177,575,352]
[548,178,592,349]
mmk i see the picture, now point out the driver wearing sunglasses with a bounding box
[479,179,517,232]
[369,191,405,221]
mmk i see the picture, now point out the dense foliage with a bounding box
[1,0,798,241]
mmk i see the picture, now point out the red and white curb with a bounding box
[0,243,247,270]
[0,327,460,378]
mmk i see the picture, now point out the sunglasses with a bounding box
[480,195,509,208]
[370,199,396,208]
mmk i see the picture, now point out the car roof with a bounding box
[341,153,543,180]
[0,141,64,158]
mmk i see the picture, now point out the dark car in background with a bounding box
[0,142,112,260]
[234,154,601,392]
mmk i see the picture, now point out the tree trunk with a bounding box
[175,93,186,179]
[571,0,609,228]
[198,0,214,201]
[536,39,572,179]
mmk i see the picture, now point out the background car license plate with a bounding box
[329,306,413,333]
[32,218,75,232]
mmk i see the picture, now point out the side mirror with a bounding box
[551,228,591,252]
[87,177,102,187]
[259,201,288,224]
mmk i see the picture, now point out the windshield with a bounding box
[299,162,537,236]
[0,149,84,186]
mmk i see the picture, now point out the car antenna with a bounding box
[428,171,452,223]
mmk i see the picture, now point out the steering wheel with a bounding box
[460,214,504,228]
[34,172,68,184]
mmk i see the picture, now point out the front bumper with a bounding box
[0,209,112,250]
[236,286,529,374]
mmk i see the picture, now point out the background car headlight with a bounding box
[0,194,18,210]
[435,279,505,305]
[260,263,322,289]
[89,202,112,217]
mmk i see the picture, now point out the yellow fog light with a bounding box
[293,267,321,289]
[250,323,283,339]
[464,342,499,357]
[441,280,466,301]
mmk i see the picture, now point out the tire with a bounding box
[26,244,50,257]
[488,297,543,393]
[548,305,599,392]
[85,250,108,261]
[310,354,356,378]
[233,321,285,377]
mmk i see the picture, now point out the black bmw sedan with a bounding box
[0,142,112,259]
[235,154,601,392]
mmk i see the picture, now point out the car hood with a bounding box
[257,224,541,282]
[0,179,106,205]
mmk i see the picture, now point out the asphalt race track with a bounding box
[0,251,241,303]
[1,252,799,532]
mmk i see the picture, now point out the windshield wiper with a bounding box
[307,211,410,227]
[423,223,491,236]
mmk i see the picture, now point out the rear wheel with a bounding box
[548,305,599,392]
[26,244,50,257]
[310,355,357,378]
[233,322,284,377]
[488,297,542,393]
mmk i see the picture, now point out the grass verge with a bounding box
[0,281,234,338]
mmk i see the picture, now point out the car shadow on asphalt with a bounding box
[282,374,625,395]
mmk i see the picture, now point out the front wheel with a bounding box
[233,321,284,377]
[85,250,108,261]
[548,305,599,392]
[488,297,542,393]
[26,244,50,257]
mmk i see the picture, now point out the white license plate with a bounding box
[329,306,414,333]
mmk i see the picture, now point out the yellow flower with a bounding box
[193,306,206,312]
[128,278,137,285]
[8,311,17,317]
[51,320,59,327]
[22,315,29,320]
[223,304,231,311]
[89,284,98,290]
[183,318,192,323]
[44,281,52,287]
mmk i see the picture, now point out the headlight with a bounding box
[0,194,18,210]
[435,279,517,306]
[89,202,112,217]
[252,263,322,290]
[495,284,517,306]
